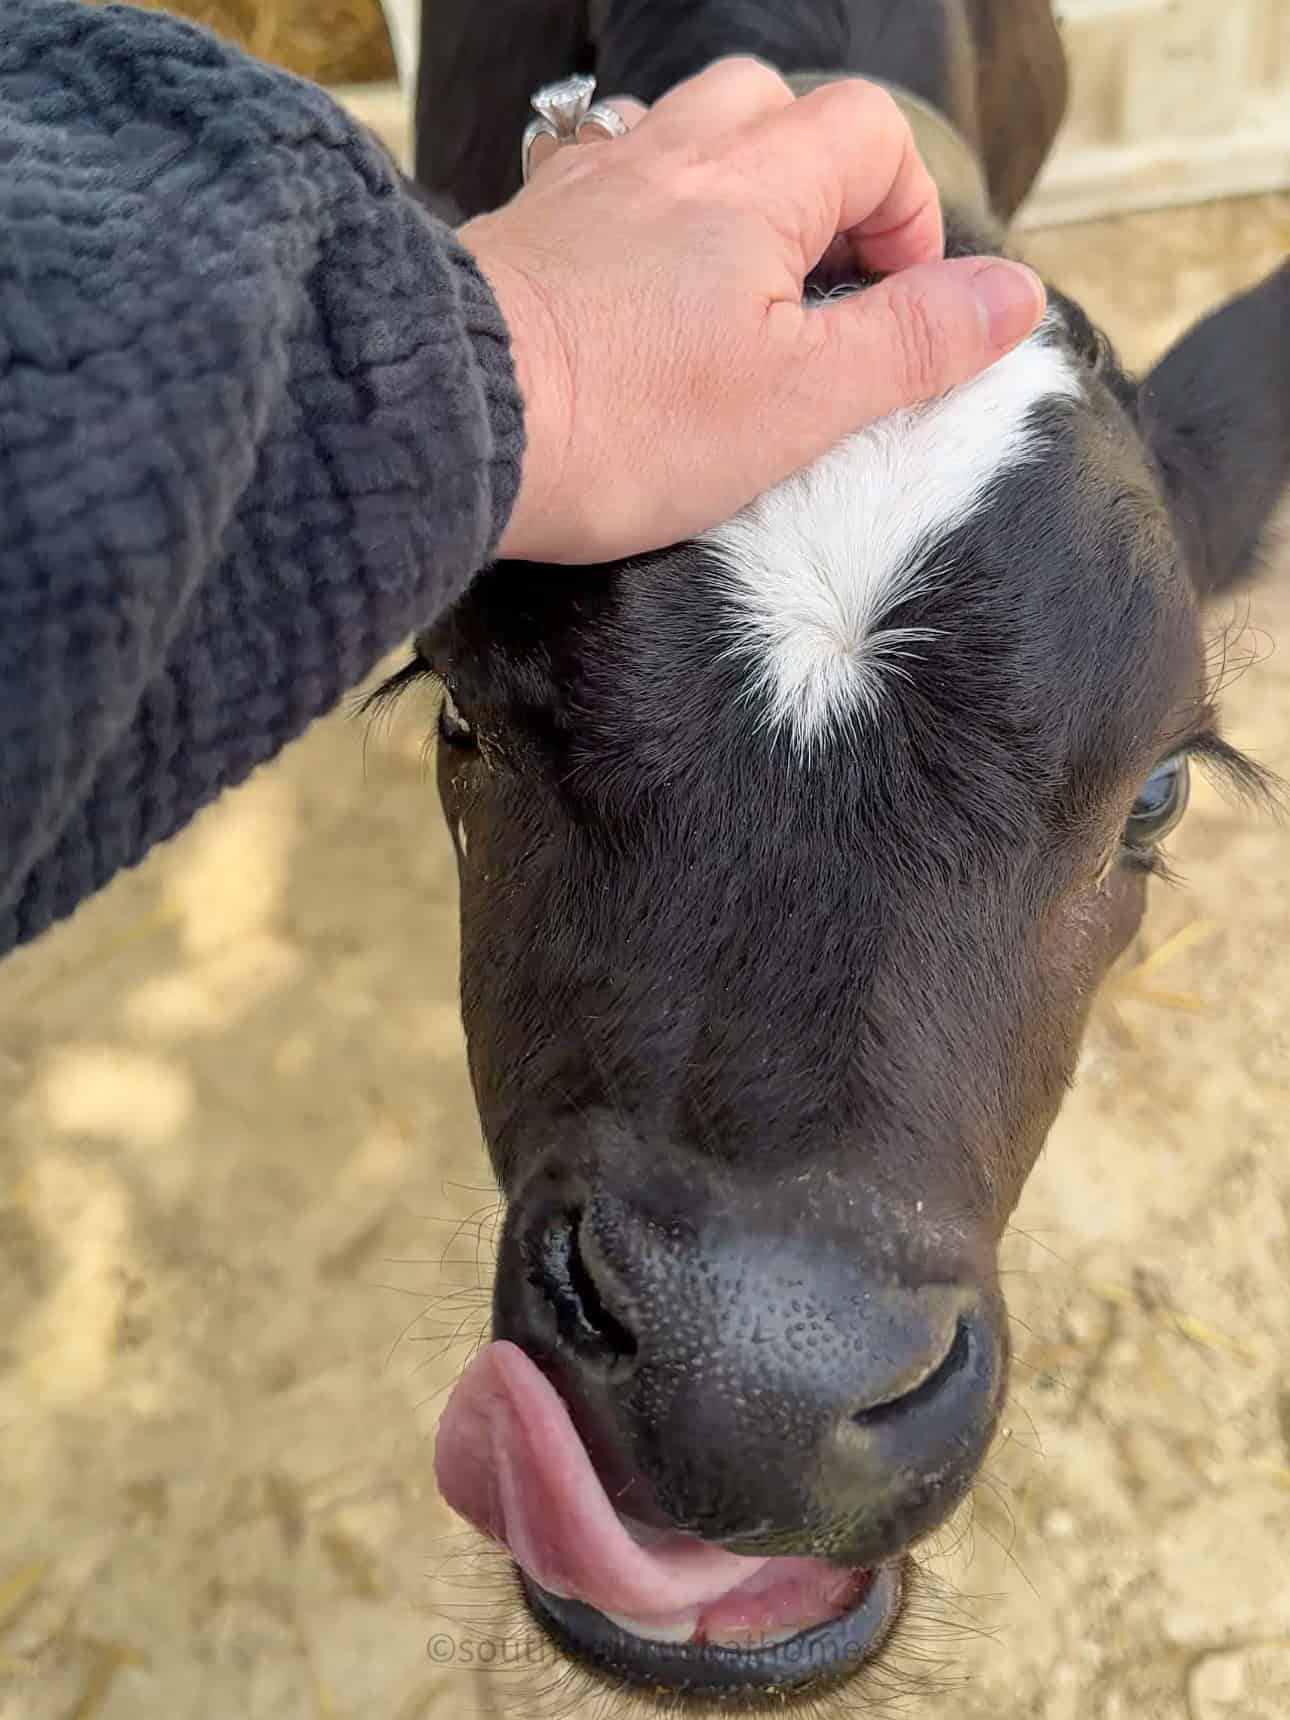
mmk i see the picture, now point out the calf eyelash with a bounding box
[1180,723,1281,811]
[358,653,438,723]
[1121,844,1177,884]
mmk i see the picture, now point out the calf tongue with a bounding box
[435,1341,868,1640]
[434,1340,773,1625]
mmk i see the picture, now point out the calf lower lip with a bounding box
[521,1561,903,1695]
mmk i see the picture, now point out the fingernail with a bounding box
[972,262,1046,352]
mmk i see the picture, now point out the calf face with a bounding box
[398,0,1287,1698]
[388,258,1287,1701]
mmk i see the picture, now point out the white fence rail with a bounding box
[1019,0,1290,226]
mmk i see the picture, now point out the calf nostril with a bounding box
[534,1208,638,1366]
[850,1318,972,1427]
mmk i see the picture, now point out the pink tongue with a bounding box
[434,1340,864,1635]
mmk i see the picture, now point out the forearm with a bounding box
[0,1,522,953]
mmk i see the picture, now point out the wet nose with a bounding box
[494,1175,1007,1567]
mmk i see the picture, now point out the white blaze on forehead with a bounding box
[702,329,1081,747]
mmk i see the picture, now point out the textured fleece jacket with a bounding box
[0,0,523,957]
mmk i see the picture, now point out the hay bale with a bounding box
[86,0,396,85]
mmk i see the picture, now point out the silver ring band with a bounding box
[577,101,629,141]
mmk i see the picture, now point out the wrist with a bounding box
[458,216,573,562]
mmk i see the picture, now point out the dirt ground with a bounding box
[2,179,1288,1719]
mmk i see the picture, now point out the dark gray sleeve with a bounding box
[0,0,523,954]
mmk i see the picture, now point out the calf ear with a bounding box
[1137,263,1289,601]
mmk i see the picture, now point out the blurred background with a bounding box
[1,4,1288,1718]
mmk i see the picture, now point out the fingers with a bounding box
[528,69,944,288]
[644,55,795,143]
[734,80,946,275]
[531,57,792,181]
[796,256,1048,429]
[837,118,944,276]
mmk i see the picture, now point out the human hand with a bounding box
[460,58,1046,565]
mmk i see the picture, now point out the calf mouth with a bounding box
[435,1340,909,1702]
[521,1559,904,1699]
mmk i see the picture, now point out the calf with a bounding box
[392,0,1289,1704]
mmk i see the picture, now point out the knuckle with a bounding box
[885,286,947,397]
[704,54,790,96]
[859,82,908,136]
[819,78,907,136]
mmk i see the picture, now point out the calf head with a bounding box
[398,261,1287,1699]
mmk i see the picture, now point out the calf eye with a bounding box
[438,686,476,749]
[1124,754,1190,850]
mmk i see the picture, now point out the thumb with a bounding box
[809,257,1047,426]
